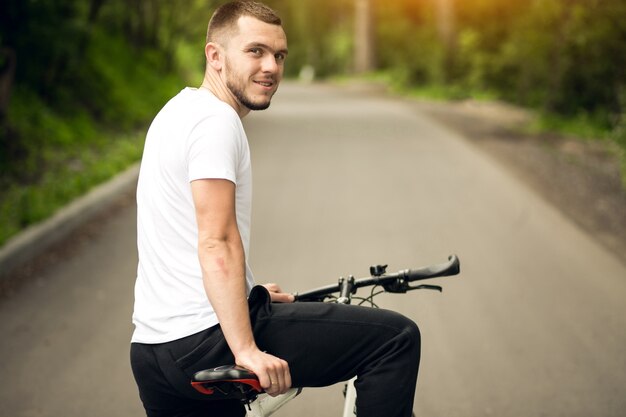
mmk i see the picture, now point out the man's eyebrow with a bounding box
[245,42,288,55]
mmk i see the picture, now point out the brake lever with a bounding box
[407,284,442,292]
[383,280,443,293]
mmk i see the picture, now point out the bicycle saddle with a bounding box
[192,365,262,398]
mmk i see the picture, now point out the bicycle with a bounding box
[191,254,461,417]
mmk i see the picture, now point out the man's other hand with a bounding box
[262,283,295,303]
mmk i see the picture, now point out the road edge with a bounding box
[0,163,140,281]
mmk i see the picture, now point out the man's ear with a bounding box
[205,42,223,71]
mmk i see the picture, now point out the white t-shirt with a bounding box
[132,87,255,344]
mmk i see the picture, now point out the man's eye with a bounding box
[249,48,262,56]
[275,53,286,62]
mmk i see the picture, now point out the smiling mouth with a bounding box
[254,80,275,88]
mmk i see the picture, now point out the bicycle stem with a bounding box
[336,276,356,304]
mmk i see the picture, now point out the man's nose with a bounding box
[261,55,280,73]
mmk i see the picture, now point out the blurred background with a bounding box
[1,0,625,246]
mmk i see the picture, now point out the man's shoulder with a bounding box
[152,87,244,142]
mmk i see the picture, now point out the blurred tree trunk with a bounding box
[435,0,455,49]
[354,0,375,73]
[0,0,19,119]
[434,0,455,81]
[76,0,107,58]
[0,48,16,120]
[544,0,573,114]
[88,0,106,22]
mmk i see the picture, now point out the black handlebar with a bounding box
[293,255,460,302]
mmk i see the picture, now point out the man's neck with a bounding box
[200,72,250,118]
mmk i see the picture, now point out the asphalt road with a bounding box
[1,82,625,417]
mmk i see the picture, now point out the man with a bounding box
[130,2,420,417]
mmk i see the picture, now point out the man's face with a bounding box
[223,16,288,111]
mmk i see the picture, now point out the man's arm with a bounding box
[191,178,291,396]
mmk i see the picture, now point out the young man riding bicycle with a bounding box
[130,2,420,416]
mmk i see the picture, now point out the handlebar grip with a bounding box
[404,254,460,281]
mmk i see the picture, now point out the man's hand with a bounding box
[235,348,292,396]
[262,283,295,303]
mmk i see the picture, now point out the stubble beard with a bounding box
[228,80,272,111]
[225,61,274,111]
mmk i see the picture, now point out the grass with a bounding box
[528,112,626,186]
[0,131,145,246]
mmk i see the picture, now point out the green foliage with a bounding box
[267,0,354,77]
[77,29,182,126]
[376,3,445,88]
[371,0,626,183]
[0,0,208,246]
[373,0,625,116]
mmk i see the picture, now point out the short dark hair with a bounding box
[206,1,282,44]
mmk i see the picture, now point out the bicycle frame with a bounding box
[192,255,461,417]
[246,388,302,417]
[342,377,358,417]
[243,379,355,417]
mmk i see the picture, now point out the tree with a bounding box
[354,0,375,73]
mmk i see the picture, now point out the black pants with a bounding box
[131,286,420,417]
